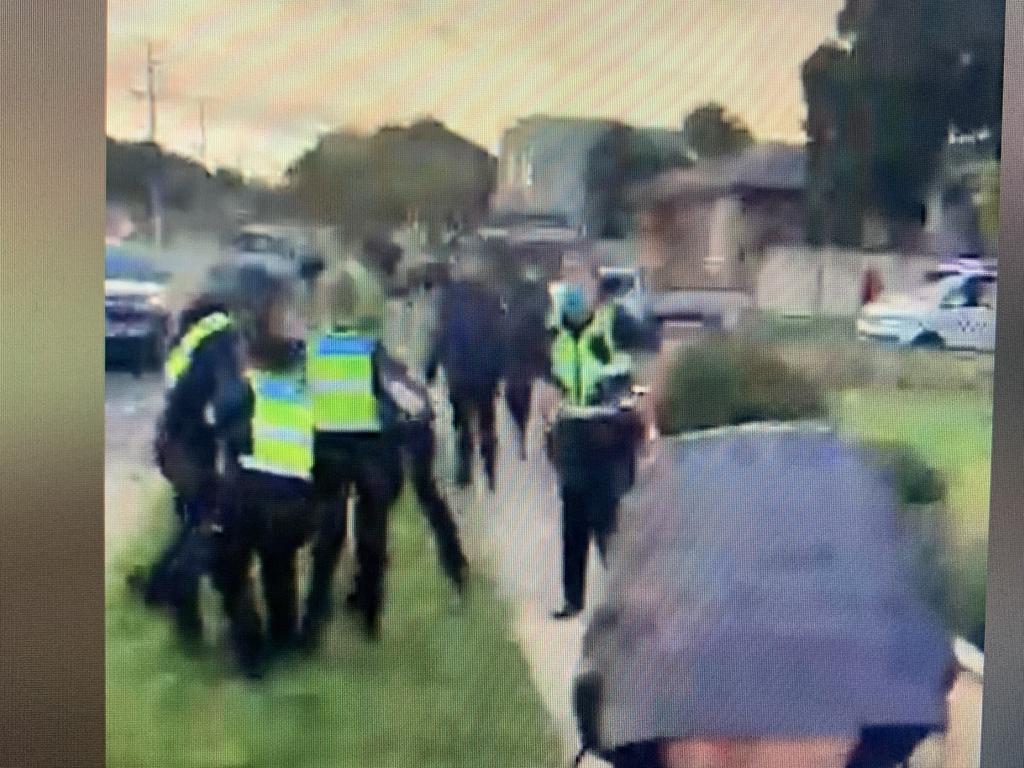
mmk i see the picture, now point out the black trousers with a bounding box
[449,383,499,488]
[504,376,534,460]
[305,432,404,642]
[552,416,640,611]
[146,436,219,641]
[212,470,314,675]
[401,418,468,590]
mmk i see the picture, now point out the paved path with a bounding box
[432,380,612,767]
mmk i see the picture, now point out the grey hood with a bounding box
[577,422,954,751]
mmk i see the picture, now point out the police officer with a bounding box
[546,279,643,620]
[212,266,316,679]
[379,354,469,598]
[301,263,406,645]
[139,288,241,642]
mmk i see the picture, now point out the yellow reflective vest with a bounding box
[306,330,381,433]
[164,312,233,389]
[551,304,631,407]
[237,369,315,481]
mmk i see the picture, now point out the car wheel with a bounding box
[146,330,167,371]
[912,331,945,350]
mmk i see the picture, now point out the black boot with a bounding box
[551,603,582,620]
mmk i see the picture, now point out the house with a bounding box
[489,116,623,238]
[631,143,808,292]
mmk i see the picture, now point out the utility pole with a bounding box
[196,97,208,165]
[130,40,161,143]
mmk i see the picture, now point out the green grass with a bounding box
[106,487,562,768]
[832,388,992,646]
[742,312,858,346]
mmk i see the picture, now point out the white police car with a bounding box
[857,270,997,352]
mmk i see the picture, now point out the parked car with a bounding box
[105,247,172,373]
[857,272,997,352]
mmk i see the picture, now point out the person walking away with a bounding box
[212,266,317,679]
[301,263,405,645]
[502,264,551,461]
[572,340,956,767]
[426,253,506,491]
[139,290,241,643]
[546,280,643,620]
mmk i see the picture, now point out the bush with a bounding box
[654,338,826,435]
[863,440,947,507]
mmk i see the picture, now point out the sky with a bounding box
[107,0,844,180]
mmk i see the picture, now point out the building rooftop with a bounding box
[632,143,808,205]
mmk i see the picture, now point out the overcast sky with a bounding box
[107,0,844,180]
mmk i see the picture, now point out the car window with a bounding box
[601,274,634,297]
[105,251,162,282]
[942,277,990,309]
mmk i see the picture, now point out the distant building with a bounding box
[490,116,622,238]
[631,143,808,292]
[485,116,697,277]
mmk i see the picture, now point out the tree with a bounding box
[682,103,754,160]
[584,124,694,238]
[976,160,1000,250]
[286,120,496,245]
[802,0,1004,246]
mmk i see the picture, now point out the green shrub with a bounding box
[654,338,827,435]
[863,440,948,507]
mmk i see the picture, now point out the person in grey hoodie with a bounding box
[573,341,957,768]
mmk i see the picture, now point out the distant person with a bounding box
[573,341,956,768]
[544,278,643,620]
[861,267,884,306]
[426,253,506,491]
[137,288,241,643]
[212,266,316,679]
[502,265,552,460]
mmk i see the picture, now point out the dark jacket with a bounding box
[502,279,551,382]
[426,279,506,393]
[575,423,954,756]
[158,305,241,451]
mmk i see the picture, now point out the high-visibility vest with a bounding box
[551,304,631,407]
[164,312,233,389]
[306,330,381,433]
[237,369,315,481]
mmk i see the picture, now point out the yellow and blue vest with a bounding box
[306,330,381,433]
[551,304,631,407]
[164,312,233,389]
[237,369,315,482]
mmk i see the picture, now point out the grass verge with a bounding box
[832,389,991,647]
[106,485,562,768]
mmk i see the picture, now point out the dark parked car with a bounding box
[105,247,172,375]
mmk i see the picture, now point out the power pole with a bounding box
[130,41,161,143]
[196,97,208,165]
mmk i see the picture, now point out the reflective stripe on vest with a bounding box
[306,331,381,433]
[238,370,314,481]
[164,312,233,388]
[551,304,625,407]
